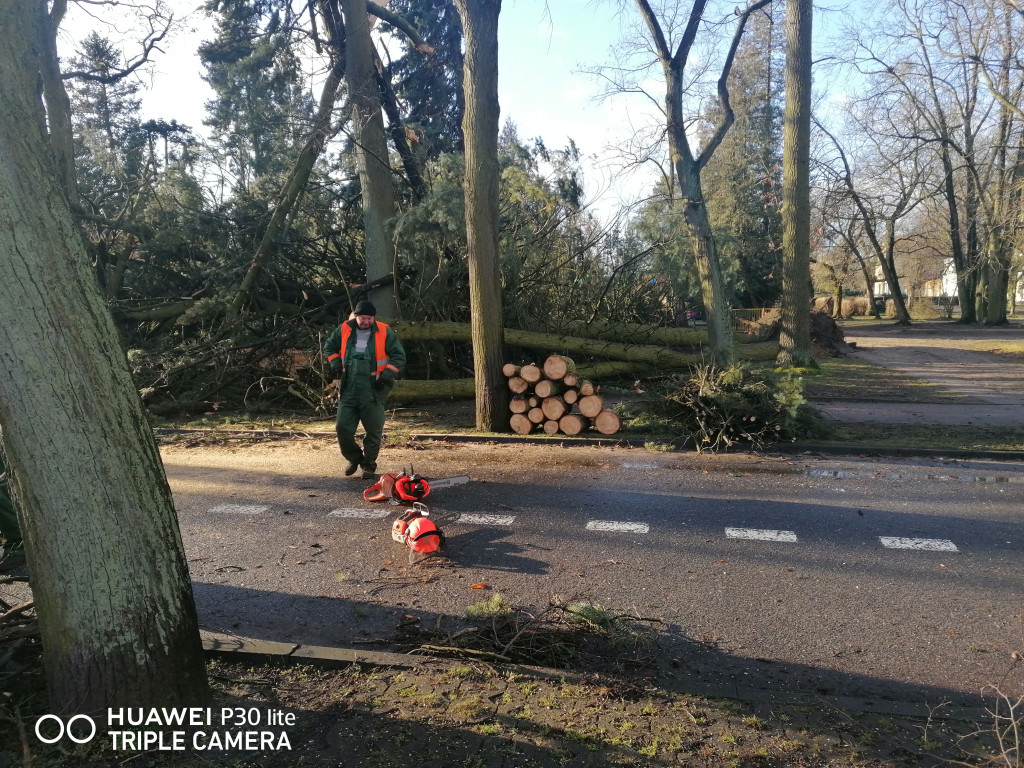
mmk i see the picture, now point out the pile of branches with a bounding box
[410,596,660,670]
[639,363,824,452]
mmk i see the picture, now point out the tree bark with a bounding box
[339,0,398,317]
[455,0,507,431]
[777,0,813,365]
[0,3,208,711]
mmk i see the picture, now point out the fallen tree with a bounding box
[389,341,779,402]
[389,321,777,370]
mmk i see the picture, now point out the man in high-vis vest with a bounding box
[323,300,406,479]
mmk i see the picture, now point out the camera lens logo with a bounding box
[35,714,97,744]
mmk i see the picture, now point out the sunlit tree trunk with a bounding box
[454,0,507,431]
[0,0,208,712]
[777,0,812,365]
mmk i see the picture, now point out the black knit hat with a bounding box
[353,300,377,316]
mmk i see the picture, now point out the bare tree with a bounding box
[630,0,772,363]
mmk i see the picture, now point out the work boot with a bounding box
[344,461,359,476]
[361,465,377,480]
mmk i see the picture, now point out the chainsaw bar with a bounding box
[427,475,470,490]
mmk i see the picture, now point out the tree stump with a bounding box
[578,394,604,418]
[558,414,591,435]
[594,410,621,435]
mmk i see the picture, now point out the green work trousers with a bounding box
[335,354,387,471]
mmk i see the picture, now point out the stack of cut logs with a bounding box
[504,355,622,436]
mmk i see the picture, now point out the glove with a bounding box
[373,376,388,391]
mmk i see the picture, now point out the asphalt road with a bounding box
[165,439,1024,709]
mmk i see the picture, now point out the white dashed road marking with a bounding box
[879,537,959,552]
[586,520,650,534]
[328,508,392,519]
[725,527,798,543]
[458,514,516,526]
[209,504,269,515]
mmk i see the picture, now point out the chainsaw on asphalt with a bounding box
[390,501,451,563]
[363,467,469,505]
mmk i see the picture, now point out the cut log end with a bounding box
[542,420,560,435]
[540,396,568,421]
[502,363,521,378]
[520,364,542,383]
[510,413,536,435]
[577,394,604,418]
[558,414,591,435]
[508,376,529,394]
[534,379,565,398]
[542,354,576,381]
[594,410,621,435]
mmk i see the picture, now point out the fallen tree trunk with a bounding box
[545,319,763,346]
[388,321,776,369]
[391,378,475,400]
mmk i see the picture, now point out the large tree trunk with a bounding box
[0,1,208,712]
[454,0,507,431]
[777,0,812,365]
[340,0,398,317]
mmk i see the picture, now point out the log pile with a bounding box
[505,355,622,437]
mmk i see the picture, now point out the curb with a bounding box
[408,433,1024,461]
[784,442,1024,461]
[199,632,990,722]
[154,429,1024,461]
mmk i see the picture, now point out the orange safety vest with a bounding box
[328,321,399,377]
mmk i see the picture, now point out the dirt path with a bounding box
[816,322,1024,426]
